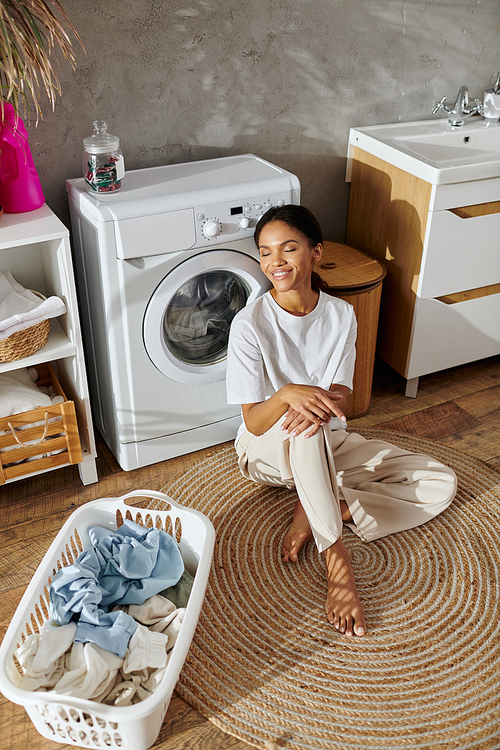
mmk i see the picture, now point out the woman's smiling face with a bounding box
[258,220,322,296]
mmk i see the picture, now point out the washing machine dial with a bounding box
[203,219,221,238]
[239,217,251,229]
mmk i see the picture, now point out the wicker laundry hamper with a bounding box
[317,241,386,418]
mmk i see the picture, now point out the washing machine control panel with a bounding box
[195,191,293,244]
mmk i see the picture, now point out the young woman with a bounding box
[226,205,457,638]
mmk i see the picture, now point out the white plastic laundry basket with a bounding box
[0,490,215,750]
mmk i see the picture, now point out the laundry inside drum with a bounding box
[163,271,250,365]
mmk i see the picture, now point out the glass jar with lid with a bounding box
[83,120,125,194]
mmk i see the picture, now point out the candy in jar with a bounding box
[83,120,125,193]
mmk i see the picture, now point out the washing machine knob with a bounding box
[239,217,251,229]
[204,220,221,238]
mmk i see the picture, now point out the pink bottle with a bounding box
[0,103,44,213]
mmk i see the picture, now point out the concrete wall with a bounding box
[27,0,499,241]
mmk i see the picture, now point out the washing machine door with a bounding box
[143,248,270,384]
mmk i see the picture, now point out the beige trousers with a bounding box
[235,419,457,553]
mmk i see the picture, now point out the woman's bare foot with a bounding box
[324,537,366,637]
[282,499,313,562]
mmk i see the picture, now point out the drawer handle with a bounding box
[320,261,337,269]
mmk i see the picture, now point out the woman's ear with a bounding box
[312,243,323,262]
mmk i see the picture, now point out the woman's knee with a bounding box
[440,465,457,505]
[291,424,332,447]
[416,464,457,513]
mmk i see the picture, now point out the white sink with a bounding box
[347,118,500,185]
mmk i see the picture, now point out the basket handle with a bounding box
[7,411,49,447]
[120,489,182,508]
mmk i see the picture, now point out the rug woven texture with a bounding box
[153,429,500,750]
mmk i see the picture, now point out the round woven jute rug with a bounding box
[152,429,500,750]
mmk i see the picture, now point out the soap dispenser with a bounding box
[483,73,500,123]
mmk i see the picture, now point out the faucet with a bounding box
[433,85,482,126]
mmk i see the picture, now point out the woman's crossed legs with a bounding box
[235,421,456,638]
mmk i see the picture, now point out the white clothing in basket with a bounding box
[51,641,125,703]
[11,620,77,692]
[11,596,185,706]
[0,271,66,341]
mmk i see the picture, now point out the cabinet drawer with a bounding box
[406,293,500,379]
[419,206,500,299]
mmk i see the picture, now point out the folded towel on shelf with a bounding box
[0,271,66,341]
[0,368,52,417]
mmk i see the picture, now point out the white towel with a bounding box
[0,271,66,341]
[0,368,53,417]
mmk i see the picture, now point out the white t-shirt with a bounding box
[226,291,357,439]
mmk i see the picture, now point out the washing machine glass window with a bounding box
[163,270,250,365]
[143,247,270,385]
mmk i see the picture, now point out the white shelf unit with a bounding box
[0,204,98,485]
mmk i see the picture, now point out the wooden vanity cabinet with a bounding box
[346,146,500,397]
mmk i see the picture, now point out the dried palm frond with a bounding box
[0,0,83,120]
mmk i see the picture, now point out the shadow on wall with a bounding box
[32,0,498,235]
[345,160,423,373]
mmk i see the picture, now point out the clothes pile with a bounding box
[0,271,66,341]
[9,520,194,706]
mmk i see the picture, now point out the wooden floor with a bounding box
[1,355,500,750]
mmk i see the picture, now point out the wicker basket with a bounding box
[0,291,50,363]
[0,363,82,483]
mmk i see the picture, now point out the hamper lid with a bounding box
[317,241,386,291]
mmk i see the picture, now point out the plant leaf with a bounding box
[0,0,84,121]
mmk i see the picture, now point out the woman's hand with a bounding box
[242,383,349,437]
[281,385,347,438]
[282,383,345,425]
[278,384,347,438]
[281,409,320,437]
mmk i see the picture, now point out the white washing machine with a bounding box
[66,154,300,470]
